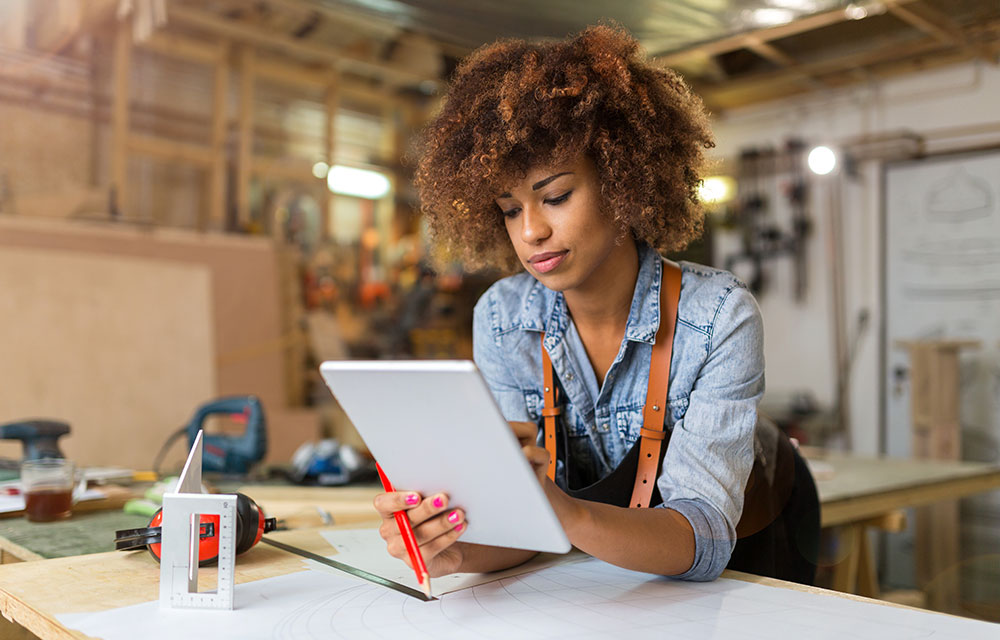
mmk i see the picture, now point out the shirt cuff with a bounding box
[657,498,735,581]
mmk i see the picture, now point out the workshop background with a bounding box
[1,0,999,623]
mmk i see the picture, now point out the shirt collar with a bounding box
[514,242,663,346]
[623,243,662,344]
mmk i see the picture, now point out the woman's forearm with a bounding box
[547,482,696,576]
[455,542,538,573]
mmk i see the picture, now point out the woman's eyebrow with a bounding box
[497,171,574,199]
[532,172,572,190]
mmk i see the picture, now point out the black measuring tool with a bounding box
[261,537,435,602]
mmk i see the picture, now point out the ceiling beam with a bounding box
[699,34,1000,112]
[164,4,440,90]
[260,0,401,40]
[742,37,830,92]
[744,38,796,68]
[697,35,947,105]
[884,0,998,65]
[656,0,922,67]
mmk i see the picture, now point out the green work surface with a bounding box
[0,511,150,559]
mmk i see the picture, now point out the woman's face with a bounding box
[496,155,633,293]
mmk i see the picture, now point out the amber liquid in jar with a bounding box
[24,488,73,522]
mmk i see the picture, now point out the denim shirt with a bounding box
[472,243,764,581]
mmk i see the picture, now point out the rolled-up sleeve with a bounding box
[657,285,764,581]
[473,292,531,422]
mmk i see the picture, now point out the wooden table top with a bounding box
[0,525,943,640]
[803,449,1000,527]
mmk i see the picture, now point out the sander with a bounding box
[0,420,70,469]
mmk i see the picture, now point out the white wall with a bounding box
[709,60,1000,455]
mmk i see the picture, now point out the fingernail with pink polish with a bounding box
[447,510,460,524]
[433,496,444,509]
[454,523,465,533]
[404,493,419,506]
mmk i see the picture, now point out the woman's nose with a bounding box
[520,205,551,244]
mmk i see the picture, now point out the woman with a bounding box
[374,24,818,583]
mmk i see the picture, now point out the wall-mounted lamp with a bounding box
[698,175,737,205]
[323,165,391,199]
[311,161,329,179]
[807,146,837,175]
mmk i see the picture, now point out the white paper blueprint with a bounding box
[313,527,587,595]
[57,557,999,640]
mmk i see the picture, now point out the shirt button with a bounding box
[566,372,575,381]
[600,423,609,432]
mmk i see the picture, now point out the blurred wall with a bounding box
[711,59,1000,455]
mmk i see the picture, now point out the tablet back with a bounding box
[320,360,570,554]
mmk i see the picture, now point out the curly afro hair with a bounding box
[414,24,715,273]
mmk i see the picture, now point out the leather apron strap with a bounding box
[540,260,682,508]
[630,263,681,507]
[540,333,560,481]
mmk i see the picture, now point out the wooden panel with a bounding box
[0,247,214,469]
[0,218,288,447]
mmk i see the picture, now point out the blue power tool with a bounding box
[185,396,267,474]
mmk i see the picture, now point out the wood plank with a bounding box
[323,70,338,239]
[830,524,861,593]
[250,156,316,183]
[235,485,381,527]
[135,31,225,65]
[237,46,255,229]
[254,57,330,89]
[110,17,131,217]
[208,42,231,230]
[127,133,214,166]
[0,538,43,563]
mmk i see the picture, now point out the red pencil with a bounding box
[376,462,432,598]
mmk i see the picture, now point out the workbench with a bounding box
[1,526,993,640]
[0,484,382,564]
[806,449,1000,601]
[1,455,998,613]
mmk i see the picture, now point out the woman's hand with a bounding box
[508,421,550,483]
[373,491,467,577]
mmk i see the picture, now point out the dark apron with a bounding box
[553,411,819,585]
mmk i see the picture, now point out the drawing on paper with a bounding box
[924,166,993,223]
[58,557,1000,640]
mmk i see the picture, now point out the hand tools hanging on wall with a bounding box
[723,138,812,301]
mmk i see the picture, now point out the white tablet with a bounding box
[319,360,571,554]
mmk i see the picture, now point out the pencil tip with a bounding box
[421,578,433,599]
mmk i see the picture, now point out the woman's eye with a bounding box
[545,190,572,205]
[502,207,521,218]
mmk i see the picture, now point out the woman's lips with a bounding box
[529,251,568,273]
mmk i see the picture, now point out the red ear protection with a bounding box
[113,492,277,566]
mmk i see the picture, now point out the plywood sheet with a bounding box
[0,246,215,468]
